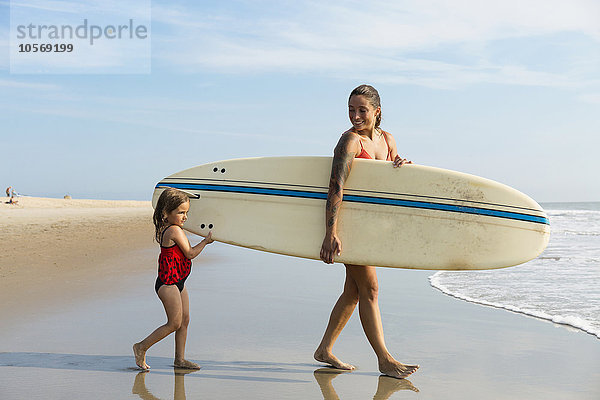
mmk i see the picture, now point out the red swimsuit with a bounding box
[353,130,393,161]
[155,226,191,293]
[158,242,191,284]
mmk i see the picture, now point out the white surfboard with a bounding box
[153,157,549,270]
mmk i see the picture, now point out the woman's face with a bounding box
[348,95,380,133]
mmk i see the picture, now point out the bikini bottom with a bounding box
[154,275,188,294]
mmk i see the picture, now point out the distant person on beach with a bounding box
[133,188,214,370]
[315,84,419,379]
[5,186,18,205]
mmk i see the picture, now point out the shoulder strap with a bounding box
[160,225,174,246]
[346,130,366,155]
[380,130,392,160]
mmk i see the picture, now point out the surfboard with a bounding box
[153,157,549,270]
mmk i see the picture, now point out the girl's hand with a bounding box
[203,231,214,244]
[320,233,342,264]
[393,155,412,168]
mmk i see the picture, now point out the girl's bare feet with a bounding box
[174,358,201,370]
[133,343,150,370]
[378,357,419,379]
[314,348,355,371]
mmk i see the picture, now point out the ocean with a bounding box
[429,202,600,339]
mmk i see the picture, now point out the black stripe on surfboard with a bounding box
[156,182,549,225]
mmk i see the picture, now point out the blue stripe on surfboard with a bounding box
[163,177,544,213]
[157,182,549,225]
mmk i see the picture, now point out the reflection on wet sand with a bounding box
[132,369,197,400]
[313,368,418,400]
[0,352,420,398]
[373,375,419,398]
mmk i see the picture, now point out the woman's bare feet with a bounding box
[133,343,150,370]
[174,358,201,370]
[378,357,419,379]
[314,348,355,371]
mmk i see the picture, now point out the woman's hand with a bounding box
[393,155,412,168]
[320,233,342,264]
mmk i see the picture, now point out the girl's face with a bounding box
[165,201,190,227]
[348,95,380,133]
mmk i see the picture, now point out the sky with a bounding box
[0,0,599,202]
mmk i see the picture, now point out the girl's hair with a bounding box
[349,84,382,128]
[153,188,190,243]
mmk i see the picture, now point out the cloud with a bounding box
[9,0,150,18]
[151,0,600,89]
[9,0,88,14]
[0,78,59,90]
[578,93,600,104]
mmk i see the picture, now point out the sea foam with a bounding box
[429,203,600,340]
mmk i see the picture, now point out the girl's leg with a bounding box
[314,268,359,370]
[133,285,183,370]
[345,264,419,379]
[174,287,200,369]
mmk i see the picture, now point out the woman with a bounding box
[315,84,419,379]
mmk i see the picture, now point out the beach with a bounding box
[1,197,599,399]
[0,196,155,318]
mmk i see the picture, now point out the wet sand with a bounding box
[1,197,599,399]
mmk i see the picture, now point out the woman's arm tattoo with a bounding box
[326,136,355,228]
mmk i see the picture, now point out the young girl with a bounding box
[133,188,213,370]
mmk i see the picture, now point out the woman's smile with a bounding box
[348,94,379,134]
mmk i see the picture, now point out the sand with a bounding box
[0,196,155,317]
[1,197,599,399]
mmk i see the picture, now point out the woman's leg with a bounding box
[314,268,359,370]
[133,285,183,370]
[174,287,200,369]
[346,264,418,379]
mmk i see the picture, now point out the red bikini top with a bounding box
[353,130,392,161]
